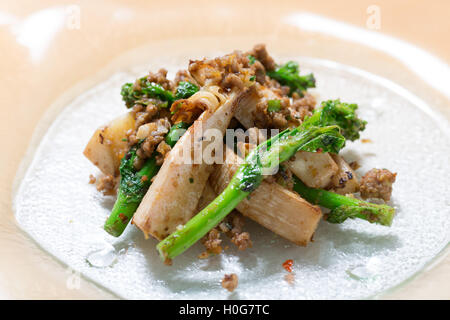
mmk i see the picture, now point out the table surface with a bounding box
[0,0,448,299]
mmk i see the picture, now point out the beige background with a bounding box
[0,0,448,299]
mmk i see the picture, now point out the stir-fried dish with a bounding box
[84,44,397,270]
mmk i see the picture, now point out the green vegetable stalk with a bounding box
[292,176,395,226]
[121,79,199,108]
[104,122,189,237]
[104,149,158,237]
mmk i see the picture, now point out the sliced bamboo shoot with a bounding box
[83,112,135,176]
[196,180,218,212]
[285,152,338,189]
[210,146,322,246]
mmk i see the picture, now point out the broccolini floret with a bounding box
[292,177,395,226]
[120,77,175,108]
[303,99,367,141]
[121,79,200,108]
[267,61,316,97]
[174,81,199,100]
[104,143,158,236]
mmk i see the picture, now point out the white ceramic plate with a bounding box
[14,49,450,299]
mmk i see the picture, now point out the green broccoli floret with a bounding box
[302,99,367,141]
[267,61,316,97]
[120,77,175,108]
[174,81,199,100]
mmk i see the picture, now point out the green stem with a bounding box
[104,157,159,237]
[157,178,248,261]
[292,176,395,226]
[104,122,189,237]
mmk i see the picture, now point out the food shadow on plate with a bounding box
[98,194,116,211]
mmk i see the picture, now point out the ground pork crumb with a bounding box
[228,213,253,250]
[251,92,315,130]
[202,228,222,255]
[250,43,276,71]
[221,273,238,292]
[146,68,174,91]
[134,118,171,169]
[188,50,256,91]
[231,232,252,251]
[174,69,197,85]
[89,174,96,184]
[96,174,116,195]
[200,212,252,257]
[360,168,397,201]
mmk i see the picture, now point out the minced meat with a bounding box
[96,174,116,195]
[174,69,198,85]
[221,273,238,292]
[155,141,172,165]
[146,68,174,91]
[188,49,256,91]
[133,118,171,169]
[360,168,397,201]
[249,43,276,71]
[200,212,252,257]
[201,228,223,255]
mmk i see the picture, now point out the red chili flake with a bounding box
[282,259,294,272]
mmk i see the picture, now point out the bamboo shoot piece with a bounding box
[197,180,218,212]
[133,89,250,240]
[285,152,338,189]
[209,145,322,246]
[83,112,135,176]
